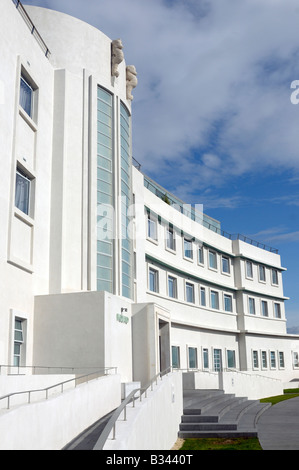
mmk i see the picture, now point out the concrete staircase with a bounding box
[178,389,271,439]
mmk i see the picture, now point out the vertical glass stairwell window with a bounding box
[120,102,133,299]
[97,87,114,293]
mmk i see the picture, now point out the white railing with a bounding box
[0,367,117,409]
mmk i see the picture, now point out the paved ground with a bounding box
[64,396,299,451]
[257,396,299,450]
[63,411,113,450]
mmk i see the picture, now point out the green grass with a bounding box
[260,391,299,406]
[180,437,262,451]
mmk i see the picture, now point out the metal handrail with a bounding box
[143,173,278,254]
[0,364,106,375]
[0,367,117,410]
[95,366,174,450]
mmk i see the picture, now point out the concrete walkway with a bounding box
[257,396,299,450]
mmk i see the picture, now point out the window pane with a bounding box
[188,348,197,369]
[172,346,180,368]
[148,217,157,240]
[200,287,206,306]
[211,291,219,309]
[209,251,217,269]
[213,349,222,371]
[168,276,176,298]
[166,228,175,250]
[184,239,193,259]
[222,257,230,273]
[261,301,268,316]
[279,352,285,368]
[224,294,232,312]
[186,283,194,303]
[227,350,236,368]
[246,261,253,278]
[272,269,278,285]
[259,265,266,281]
[149,269,158,292]
[270,351,276,368]
[253,351,259,368]
[274,303,281,318]
[198,246,203,264]
[15,171,30,215]
[20,77,33,117]
[203,349,209,368]
[262,351,267,368]
[249,297,255,315]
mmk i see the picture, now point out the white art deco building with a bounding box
[1,0,299,450]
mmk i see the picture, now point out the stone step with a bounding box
[183,393,235,415]
[180,422,238,431]
[182,414,219,423]
[200,397,248,420]
[178,389,268,440]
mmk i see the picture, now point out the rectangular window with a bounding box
[188,347,198,369]
[210,290,219,309]
[186,282,194,303]
[20,75,33,118]
[149,268,158,293]
[249,297,256,315]
[259,265,266,282]
[120,102,133,299]
[262,351,267,368]
[279,352,285,368]
[15,168,31,215]
[203,348,209,369]
[227,350,236,368]
[166,226,175,251]
[253,350,259,368]
[97,87,114,294]
[209,250,217,269]
[168,276,177,299]
[147,215,157,240]
[200,287,206,306]
[274,303,281,319]
[270,351,276,368]
[222,256,230,274]
[224,294,232,312]
[14,319,24,367]
[198,246,204,264]
[213,349,222,371]
[293,352,299,368]
[184,238,193,259]
[172,346,180,369]
[272,269,278,285]
[261,300,268,317]
[246,260,253,278]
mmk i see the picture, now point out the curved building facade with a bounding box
[0,0,299,392]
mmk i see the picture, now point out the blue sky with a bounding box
[23,0,299,328]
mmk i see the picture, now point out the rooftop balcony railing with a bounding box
[135,162,278,254]
[12,0,51,58]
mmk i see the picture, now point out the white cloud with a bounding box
[24,0,299,194]
[250,226,299,244]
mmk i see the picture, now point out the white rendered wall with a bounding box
[100,371,183,451]
[0,373,121,450]
[33,291,133,382]
[0,0,55,366]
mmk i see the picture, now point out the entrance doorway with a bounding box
[158,319,170,374]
